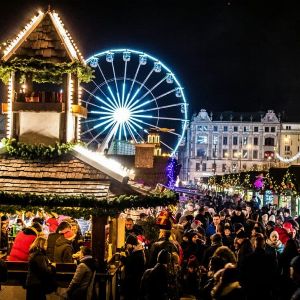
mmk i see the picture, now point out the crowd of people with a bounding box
[0,213,96,300]
[119,194,300,300]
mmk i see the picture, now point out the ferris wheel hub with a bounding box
[114,107,131,123]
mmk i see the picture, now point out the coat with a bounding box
[46,232,61,262]
[123,245,146,300]
[26,249,56,296]
[8,228,37,261]
[54,235,74,263]
[66,256,97,300]
[140,263,169,300]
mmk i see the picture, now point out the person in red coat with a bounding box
[8,222,42,261]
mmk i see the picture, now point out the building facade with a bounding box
[179,109,282,184]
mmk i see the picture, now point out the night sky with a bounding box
[1,0,300,120]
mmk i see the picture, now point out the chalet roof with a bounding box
[2,10,84,63]
[0,154,110,199]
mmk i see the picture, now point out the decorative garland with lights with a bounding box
[0,57,94,84]
[1,138,77,159]
[0,190,178,219]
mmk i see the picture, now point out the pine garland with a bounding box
[1,138,78,159]
[0,57,94,84]
[0,190,178,219]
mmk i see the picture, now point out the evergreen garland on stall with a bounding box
[1,138,77,159]
[0,57,94,84]
[0,190,178,219]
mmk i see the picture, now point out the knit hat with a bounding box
[157,249,170,264]
[126,234,138,246]
[233,223,244,233]
[236,230,247,239]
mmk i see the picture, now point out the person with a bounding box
[26,236,56,300]
[46,212,59,233]
[8,222,42,261]
[54,226,75,263]
[140,249,170,300]
[64,246,97,300]
[121,234,146,300]
[206,214,221,238]
[290,255,300,300]
[47,221,71,262]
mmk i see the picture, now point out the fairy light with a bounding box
[3,11,44,61]
[6,76,13,137]
[49,11,84,62]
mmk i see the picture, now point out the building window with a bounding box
[243,136,248,145]
[202,163,206,171]
[224,126,228,132]
[197,148,206,157]
[243,126,248,132]
[233,136,238,145]
[223,150,229,158]
[197,135,208,144]
[195,163,201,172]
[222,164,226,172]
[223,136,228,145]
[271,127,275,132]
[253,150,258,159]
[213,126,218,132]
[212,163,216,172]
[253,137,258,146]
[254,127,258,132]
[284,145,290,153]
[265,127,269,132]
[286,125,291,130]
[243,150,248,158]
[213,136,218,145]
[265,137,274,146]
[233,149,239,158]
[234,126,238,132]
[197,125,208,131]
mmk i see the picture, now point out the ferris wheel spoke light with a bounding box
[83,48,188,155]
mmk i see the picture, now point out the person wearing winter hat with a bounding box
[269,214,276,223]
[53,226,76,263]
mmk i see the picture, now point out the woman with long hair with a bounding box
[26,236,56,300]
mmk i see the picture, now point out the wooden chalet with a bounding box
[0,8,177,299]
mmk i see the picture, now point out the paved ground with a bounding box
[0,286,67,299]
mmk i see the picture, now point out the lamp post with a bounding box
[213,143,217,174]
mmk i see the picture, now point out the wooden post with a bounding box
[91,215,108,270]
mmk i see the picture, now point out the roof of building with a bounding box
[0,154,111,199]
[2,9,84,63]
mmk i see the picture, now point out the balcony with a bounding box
[12,102,65,113]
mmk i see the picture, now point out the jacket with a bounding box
[46,232,61,262]
[26,248,54,288]
[54,235,74,263]
[66,256,97,300]
[8,228,37,261]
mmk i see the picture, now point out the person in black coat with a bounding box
[240,234,278,300]
[140,249,170,300]
[122,234,146,300]
[46,221,71,262]
[26,236,56,300]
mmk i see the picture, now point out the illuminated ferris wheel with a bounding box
[80,49,188,156]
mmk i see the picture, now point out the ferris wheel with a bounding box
[80,49,188,156]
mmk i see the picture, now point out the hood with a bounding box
[81,256,97,271]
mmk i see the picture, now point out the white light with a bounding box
[73,145,135,180]
[113,107,130,123]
